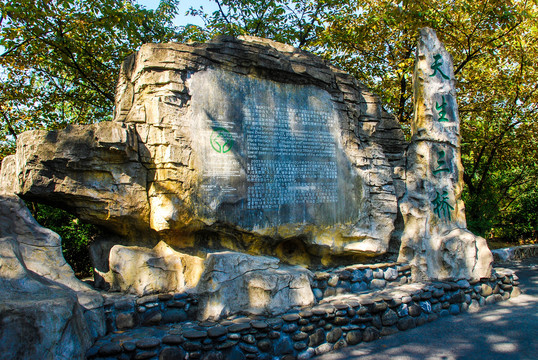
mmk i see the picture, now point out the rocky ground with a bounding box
[313,257,538,360]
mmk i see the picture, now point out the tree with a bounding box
[187,0,344,48]
[0,0,188,161]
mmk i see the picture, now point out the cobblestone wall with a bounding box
[88,267,519,360]
[492,244,538,262]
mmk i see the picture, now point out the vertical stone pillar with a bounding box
[398,28,492,281]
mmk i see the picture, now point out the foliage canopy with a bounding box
[0,0,184,157]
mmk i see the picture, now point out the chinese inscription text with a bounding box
[244,105,338,210]
[435,96,449,122]
[429,54,450,80]
[432,190,454,221]
[433,150,450,175]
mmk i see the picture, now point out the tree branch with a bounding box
[0,105,18,139]
[215,0,232,27]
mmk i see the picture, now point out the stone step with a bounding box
[87,268,519,360]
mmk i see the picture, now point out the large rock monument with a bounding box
[0,28,496,359]
[5,36,406,267]
[398,28,492,280]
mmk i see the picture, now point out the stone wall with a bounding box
[87,267,519,360]
[100,262,412,334]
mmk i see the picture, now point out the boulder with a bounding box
[0,281,92,360]
[1,192,89,292]
[196,252,314,320]
[0,194,102,359]
[0,193,105,337]
[103,241,204,296]
[2,33,491,282]
[99,244,314,318]
[398,28,492,280]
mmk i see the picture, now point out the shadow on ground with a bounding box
[314,258,538,360]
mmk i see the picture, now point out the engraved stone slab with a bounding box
[188,69,359,235]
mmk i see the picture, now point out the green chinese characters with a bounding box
[431,149,455,221]
[429,54,450,80]
[433,150,450,175]
[429,54,455,221]
[435,96,449,122]
[432,190,454,221]
[430,54,451,122]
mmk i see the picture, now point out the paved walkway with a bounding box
[314,258,538,360]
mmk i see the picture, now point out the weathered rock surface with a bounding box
[102,241,204,296]
[0,194,105,359]
[4,35,406,265]
[197,252,314,320]
[0,279,92,360]
[398,28,492,280]
[1,33,491,284]
[7,121,150,236]
[0,30,503,359]
[1,190,88,292]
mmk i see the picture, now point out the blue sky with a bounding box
[136,0,218,27]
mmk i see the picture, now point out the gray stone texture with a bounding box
[0,194,105,359]
[90,267,518,360]
[196,252,314,320]
[1,33,492,291]
[0,32,500,358]
[103,241,204,296]
[397,28,492,281]
[4,122,149,236]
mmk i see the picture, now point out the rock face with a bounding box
[8,122,149,236]
[0,30,499,358]
[196,252,314,320]
[97,244,314,318]
[398,28,492,280]
[4,35,406,265]
[0,194,104,359]
[0,278,92,360]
